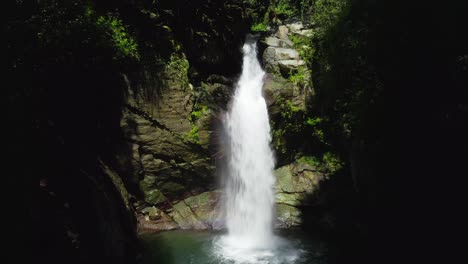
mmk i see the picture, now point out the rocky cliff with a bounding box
[130,21,330,231]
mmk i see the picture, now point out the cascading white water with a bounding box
[214,35,282,264]
[214,35,302,264]
[223,35,276,248]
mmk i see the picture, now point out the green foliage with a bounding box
[305,116,322,126]
[96,15,140,60]
[251,22,268,32]
[298,155,321,167]
[298,152,342,173]
[289,34,314,65]
[322,151,343,173]
[272,0,297,18]
[272,127,287,154]
[279,98,302,120]
[190,103,208,122]
[185,124,200,144]
[308,0,348,38]
[185,102,208,145]
[288,65,311,87]
[166,53,190,87]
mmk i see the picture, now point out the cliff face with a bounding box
[11,1,252,263]
[129,21,326,230]
[8,0,406,262]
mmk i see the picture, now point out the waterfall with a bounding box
[214,34,302,264]
[223,35,276,248]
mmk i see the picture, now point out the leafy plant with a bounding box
[186,124,200,144]
[298,155,321,167]
[190,103,208,122]
[273,0,297,18]
[288,65,311,87]
[166,53,190,88]
[251,22,268,32]
[96,15,140,60]
[322,151,343,173]
[305,116,322,126]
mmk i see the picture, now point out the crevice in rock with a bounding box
[125,103,171,132]
[182,199,209,229]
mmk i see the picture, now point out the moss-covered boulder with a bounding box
[274,158,327,228]
[168,191,222,230]
[276,203,302,228]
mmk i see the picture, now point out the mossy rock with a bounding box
[160,182,185,196]
[143,188,167,205]
[276,203,301,228]
[169,200,207,229]
[142,206,163,220]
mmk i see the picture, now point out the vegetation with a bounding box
[185,124,201,144]
[95,14,140,60]
[298,152,343,173]
[251,22,269,32]
[167,53,190,88]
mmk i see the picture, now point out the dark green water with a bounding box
[140,229,328,264]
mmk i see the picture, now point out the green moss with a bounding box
[160,182,185,195]
[143,189,167,205]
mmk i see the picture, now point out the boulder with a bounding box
[296,29,313,37]
[170,201,208,229]
[274,48,300,60]
[286,22,304,33]
[275,25,289,40]
[142,206,162,220]
[183,190,222,228]
[278,59,306,75]
[138,211,178,231]
[263,37,281,47]
[276,203,301,228]
[273,159,327,227]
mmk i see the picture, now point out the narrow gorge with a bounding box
[8,0,467,264]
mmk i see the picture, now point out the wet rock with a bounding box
[275,25,289,40]
[183,191,222,228]
[296,29,313,37]
[278,59,306,75]
[138,212,178,231]
[206,74,233,86]
[286,22,304,33]
[262,47,299,74]
[142,206,162,220]
[169,200,208,229]
[263,37,281,46]
[276,203,301,228]
[274,48,300,60]
[273,159,327,227]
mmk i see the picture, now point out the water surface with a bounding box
[140,229,328,264]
